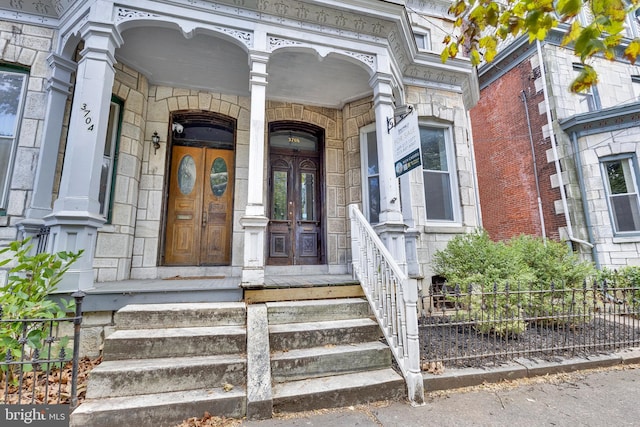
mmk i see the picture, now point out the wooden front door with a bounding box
[164,145,234,265]
[267,151,322,265]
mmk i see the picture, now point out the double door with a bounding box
[267,151,322,265]
[164,145,233,265]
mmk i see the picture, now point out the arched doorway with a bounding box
[267,122,325,265]
[163,112,236,266]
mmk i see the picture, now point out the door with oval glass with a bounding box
[164,145,233,265]
[267,125,323,265]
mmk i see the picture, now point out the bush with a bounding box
[433,230,595,337]
[0,239,82,380]
[596,266,640,313]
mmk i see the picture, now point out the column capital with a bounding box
[46,53,76,95]
[249,50,270,87]
[369,72,394,108]
[79,21,123,67]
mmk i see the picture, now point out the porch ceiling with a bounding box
[116,26,372,108]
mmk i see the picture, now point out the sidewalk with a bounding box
[242,363,640,426]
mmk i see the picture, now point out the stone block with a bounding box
[95,234,130,258]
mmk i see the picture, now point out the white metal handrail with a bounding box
[349,204,425,406]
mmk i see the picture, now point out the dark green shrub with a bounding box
[433,231,595,337]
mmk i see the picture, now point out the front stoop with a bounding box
[72,297,405,426]
[263,299,406,415]
[71,302,247,427]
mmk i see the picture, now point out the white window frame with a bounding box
[420,122,461,224]
[413,29,432,52]
[632,75,640,100]
[573,63,601,112]
[360,123,380,224]
[99,97,123,221]
[601,154,640,235]
[0,67,28,213]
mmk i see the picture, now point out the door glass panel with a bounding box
[178,155,196,195]
[272,170,288,220]
[210,157,228,197]
[300,172,315,220]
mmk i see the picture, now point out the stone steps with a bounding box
[71,387,245,427]
[72,296,406,426]
[86,354,246,398]
[102,325,246,360]
[272,368,405,413]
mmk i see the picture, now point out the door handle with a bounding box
[202,212,207,228]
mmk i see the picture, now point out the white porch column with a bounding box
[241,49,270,287]
[19,54,77,239]
[370,73,407,270]
[44,20,122,292]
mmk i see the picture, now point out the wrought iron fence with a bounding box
[35,226,51,255]
[0,292,84,408]
[420,281,640,369]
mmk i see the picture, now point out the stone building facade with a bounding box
[472,19,640,268]
[0,0,480,311]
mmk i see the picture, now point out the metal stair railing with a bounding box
[349,204,425,406]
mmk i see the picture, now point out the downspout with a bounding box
[570,131,600,268]
[536,40,593,250]
[466,111,483,228]
[520,90,547,240]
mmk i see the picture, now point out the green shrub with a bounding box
[433,230,595,337]
[596,266,640,313]
[0,239,82,380]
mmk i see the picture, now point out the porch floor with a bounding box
[80,273,359,312]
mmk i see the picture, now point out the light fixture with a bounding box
[151,131,160,154]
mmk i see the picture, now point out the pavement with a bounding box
[241,362,640,427]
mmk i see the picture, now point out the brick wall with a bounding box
[471,55,566,242]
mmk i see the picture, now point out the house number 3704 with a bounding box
[80,104,95,131]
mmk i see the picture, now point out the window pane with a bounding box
[368,176,380,223]
[606,160,632,194]
[421,127,447,171]
[0,72,26,137]
[611,194,640,232]
[178,155,197,195]
[0,139,11,202]
[99,157,111,214]
[210,157,228,197]
[366,132,378,175]
[272,170,288,220]
[104,103,119,156]
[300,172,315,220]
[424,171,453,221]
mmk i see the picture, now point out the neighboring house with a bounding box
[0,0,480,316]
[471,12,640,269]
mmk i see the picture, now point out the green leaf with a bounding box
[557,0,583,18]
[624,39,640,64]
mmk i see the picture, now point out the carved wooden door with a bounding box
[267,152,321,265]
[164,145,233,265]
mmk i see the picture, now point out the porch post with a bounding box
[241,48,270,287]
[43,18,122,292]
[369,72,407,270]
[19,54,76,240]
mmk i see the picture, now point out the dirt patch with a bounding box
[1,356,102,405]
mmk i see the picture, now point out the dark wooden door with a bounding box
[267,152,321,265]
[164,145,234,265]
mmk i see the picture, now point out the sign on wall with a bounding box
[391,111,421,177]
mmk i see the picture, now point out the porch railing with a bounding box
[349,204,424,405]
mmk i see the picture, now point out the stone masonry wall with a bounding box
[0,22,56,284]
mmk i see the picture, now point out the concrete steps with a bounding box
[71,302,247,427]
[72,296,406,425]
[264,298,406,414]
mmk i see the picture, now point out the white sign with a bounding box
[391,112,421,177]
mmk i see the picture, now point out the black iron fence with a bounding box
[419,281,640,369]
[35,226,51,255]
[0,292,84,408]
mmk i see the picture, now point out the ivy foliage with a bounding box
[442,0,640,92]
[0,239,82,377]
